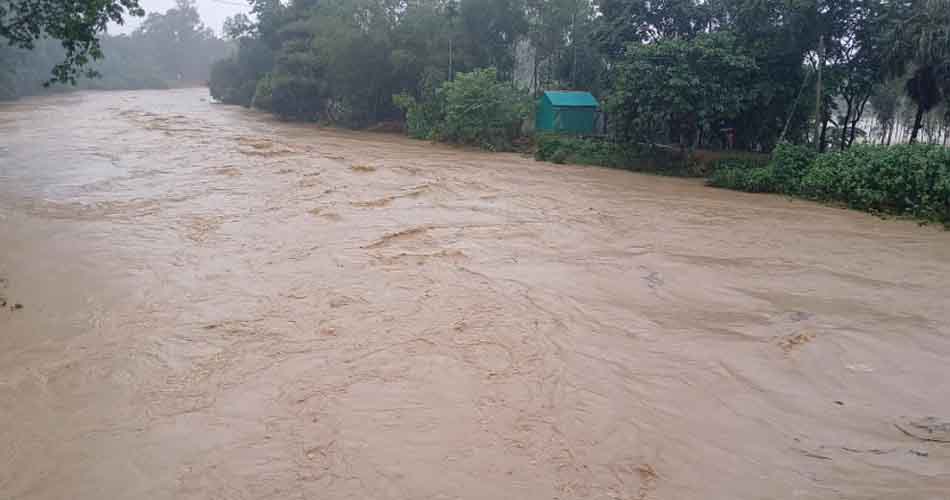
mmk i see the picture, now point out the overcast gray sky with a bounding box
[112,0,251,35]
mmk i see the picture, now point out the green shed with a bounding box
[535,91,600,134]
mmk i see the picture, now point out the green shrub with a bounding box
[435,68,530,150]
[799,145,950,222]
[707,164,779,193]
[396,68,529,151]
[712,143,950,225]
[251,73,273,111]
[393,69,445,140]
[269,72,326,121]
[689,151,769,176]
[770,143,817,194]
[393,92,443,140]
[535,134,629,167]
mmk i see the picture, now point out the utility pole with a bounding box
[813,34,824,152]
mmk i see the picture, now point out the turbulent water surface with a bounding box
[1,88,949,499]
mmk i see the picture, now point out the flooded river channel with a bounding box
[2,88,949,499]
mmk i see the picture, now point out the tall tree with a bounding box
[0,0,144,83]
[884,0,950,143]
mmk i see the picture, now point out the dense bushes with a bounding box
[394,68,530,150]
[438,69,530,150]
[707,144,813,193]
[536,134,769,176]
[707,162,779,192]
[709,143,950,224]
[393,92,442,139]
[535,135,632,167]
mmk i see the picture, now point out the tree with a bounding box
[133,0,221,82]
[434,67,530,149]
[606,32,757,148]
[884,0,950,143]
[593,0,712,58]
[0,0,145,83]
[869,80,902,144]
[824,0,886,149]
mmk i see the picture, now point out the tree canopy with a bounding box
[1,0,231,99]
[6,0,948,150]
[0,0,145,83]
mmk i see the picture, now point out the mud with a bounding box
[1,88,949,499]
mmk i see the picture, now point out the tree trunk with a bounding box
[909,101,925,144]
[848,95,869,147]
[570,2,579,89]
[779,70,810,144]
[839,96,853,150]
[813,35,824,152]
[819,116,830,153]
[532,45,539,98]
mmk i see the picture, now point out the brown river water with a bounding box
[1,88,949,499]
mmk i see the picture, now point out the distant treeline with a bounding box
[0,0,231,101]
[209,0,950,152]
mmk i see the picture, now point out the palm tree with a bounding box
[886,0,950,143]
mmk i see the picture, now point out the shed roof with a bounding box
[543,91,599,108]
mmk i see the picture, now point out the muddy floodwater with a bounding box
[1,88,949,499]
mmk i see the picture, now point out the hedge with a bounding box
[708,143,950,225]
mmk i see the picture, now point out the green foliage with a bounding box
[2,0,229,100]
[209,37,273,107]
[770,143,818,193]
[883,0,950,143]
[210,58,257,106]
[392,68,447,139]
[799,145,950,221]
[707,164,779,193]
[252,73,273,110]
[393,92,442,139]
[537,133,771,176]
[606,32,757,147]
[710,144,950,224]
[0,0,145,84]
[208,0,534,128]
[395,68,530,150]
[269,72,326,122]
[535,134,631,167]
[435,68,530,150]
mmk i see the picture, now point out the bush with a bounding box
[770,143,817,194]
[434,68,530,150]
[711,143,950,225]
[707,164,779,193]
[535,134,767,176]
[396,68,529,151]
[799,145,950,222]
[251,73,273,111]
[393,68,445,139]
[393,92,443,140]
[210,58,256,106]
[269,73,326,121]
[535,134,630,167]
